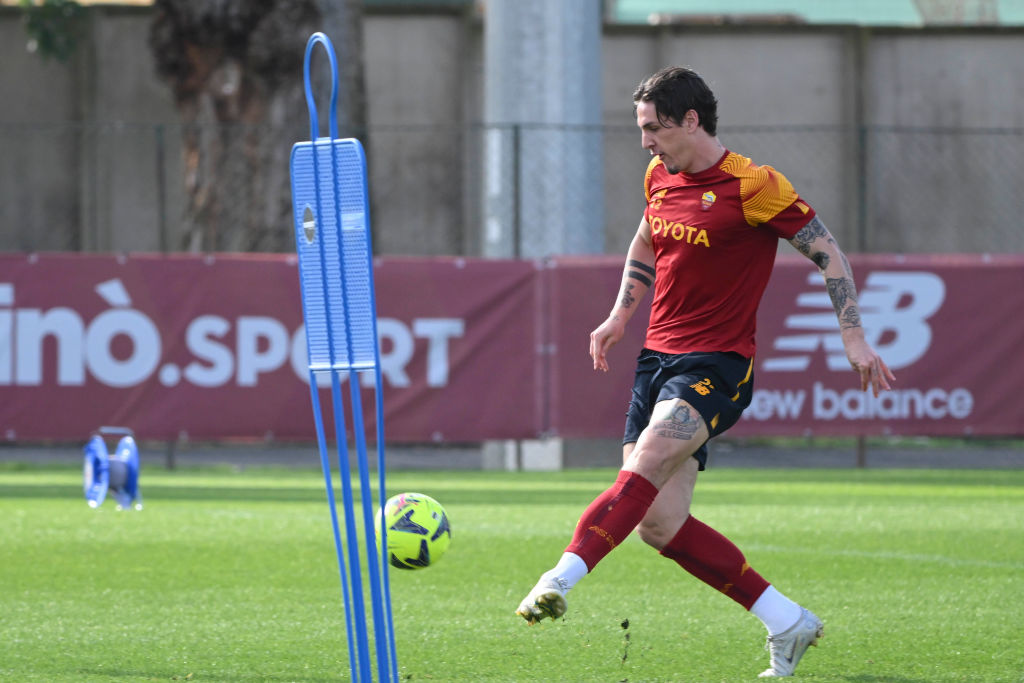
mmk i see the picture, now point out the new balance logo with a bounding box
[763,271,945,372]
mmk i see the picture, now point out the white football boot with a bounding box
[758,608,824,677]
[515,576,568,625]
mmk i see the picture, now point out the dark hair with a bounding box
[632,66,718,136]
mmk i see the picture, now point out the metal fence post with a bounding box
[155,123,168,253]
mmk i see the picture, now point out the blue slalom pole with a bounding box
[307,373,359,677]
[291,30,398,683]
[329,370,372,682]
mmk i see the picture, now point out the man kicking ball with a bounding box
[516,65,894,678]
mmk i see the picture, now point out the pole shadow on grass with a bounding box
[0,482,325,504]
[0,481,601,505]
[75,667,345,682]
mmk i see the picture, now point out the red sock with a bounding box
[659,515,769,610]
[565,470,659,571]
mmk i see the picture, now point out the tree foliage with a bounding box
[17,0,84,63]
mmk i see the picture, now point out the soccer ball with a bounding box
[376,492,451,570]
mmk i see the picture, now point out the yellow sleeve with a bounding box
[720,153,800,226]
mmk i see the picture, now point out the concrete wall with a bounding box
[0,14,80,251]
[364,12,477,255]
[85,11,184,252]
[865,31,1024,252]
[0,7,182,252]
[1,7,1021,255]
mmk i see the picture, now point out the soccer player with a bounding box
[516,66,895,678]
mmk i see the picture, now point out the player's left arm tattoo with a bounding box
[825,275,862,330]
[839,305,862,329]
[652,403,700,441]
[825,276,856,310]
[789,216,834,270]
[789,216,863,332]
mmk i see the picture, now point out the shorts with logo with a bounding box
[623,349,755,470]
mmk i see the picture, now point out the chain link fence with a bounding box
[0,121,177,253]
[2,121,1023,256]
[865,126,1024,253]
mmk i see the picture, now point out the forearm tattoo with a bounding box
[627,259,655,287]
[627,270,652,288]
[825,277,856,310]
[792,216,862,331]
[840,306,862,329]
[620,282,636,309]
[652,403,700,441]
[826,277,861,330]
[620,260,654,310]
[629,259,656,278]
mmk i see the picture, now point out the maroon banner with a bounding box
[0,254,537,442]
[549,253,1024,438]
[1,253,1021,442]
[740,254,1024,437]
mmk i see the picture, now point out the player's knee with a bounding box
[625,442,700,489]
[637,516,675,550]
[635,520,661,549]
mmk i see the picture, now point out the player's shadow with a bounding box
[838,676,934,683]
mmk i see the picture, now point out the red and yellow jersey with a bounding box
[642,150,815,357]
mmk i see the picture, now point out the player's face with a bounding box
[636,100,693,174]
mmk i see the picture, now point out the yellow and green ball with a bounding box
[376,492,451,570]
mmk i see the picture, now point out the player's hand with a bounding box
[845,337,895,397]
[589,316,626,372]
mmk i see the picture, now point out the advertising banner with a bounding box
[550,254,1024,438]
[1,253,1020,442]
[0,254,536,442]
[741,254,1024,437]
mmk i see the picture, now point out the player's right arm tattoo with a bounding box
[652,403,700,440]
[620,282,636,309]
[619,260,655,310]
[627,259,655,287]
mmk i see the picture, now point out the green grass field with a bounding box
[1,463,1022,682]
